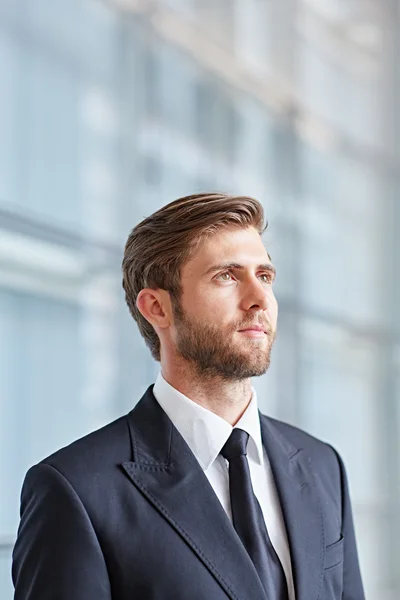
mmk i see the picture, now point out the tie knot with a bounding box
[220,428,249,461]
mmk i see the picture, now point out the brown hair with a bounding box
[122,192,267,361]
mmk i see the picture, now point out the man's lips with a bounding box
[237,326,269,335]
[238,325,268,333]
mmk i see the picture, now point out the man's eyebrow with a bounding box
[204,263,277,277]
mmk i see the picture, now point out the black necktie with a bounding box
[221,428,289,599]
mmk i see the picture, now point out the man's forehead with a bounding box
[202,228,268,256]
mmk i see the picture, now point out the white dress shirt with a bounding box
[153,372,295,600]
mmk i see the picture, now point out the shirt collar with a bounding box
[153,372,264,471]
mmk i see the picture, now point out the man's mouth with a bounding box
[237,326,269,338]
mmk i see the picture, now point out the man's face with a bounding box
[171,226,278,380]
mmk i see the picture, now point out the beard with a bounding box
[172,303,275,381]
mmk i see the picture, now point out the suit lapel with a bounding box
[260,415,325,600]
[122,387,267,600]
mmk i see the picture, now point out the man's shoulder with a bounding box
[38,412,132,481]
[17,413,135,532]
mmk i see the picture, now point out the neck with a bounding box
[161,361,253,426]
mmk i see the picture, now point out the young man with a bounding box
[13,193,365,600]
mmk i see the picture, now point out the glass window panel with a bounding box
[24,50,81,227]
[194,76,217,148]
[301,146,384,326]
[235,97,274,182]
[0,28,21,208]
[80,84,121,242]
[157,44,197,136]
[0,0,121,235]
[19,0,119,80]
[195,80,239,163]
[299,37,382,147]
[0,290,83,539]
[298,318,381,506]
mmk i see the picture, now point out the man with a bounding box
[13,193,365,599]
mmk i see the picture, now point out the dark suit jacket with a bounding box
[13,386,365,600]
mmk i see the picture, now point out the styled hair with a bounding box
[122,192,267,361]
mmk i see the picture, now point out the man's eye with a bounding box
[259,273,273,284]
[217,272,232,281]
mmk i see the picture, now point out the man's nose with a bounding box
[241,278,270,312]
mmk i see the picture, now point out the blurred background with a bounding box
[0,0,399,597]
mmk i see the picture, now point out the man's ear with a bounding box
[136,289,172,330]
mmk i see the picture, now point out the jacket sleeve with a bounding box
[12,463,112,600]
[330,446,365,600]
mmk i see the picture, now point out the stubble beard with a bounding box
[172,303,275,381]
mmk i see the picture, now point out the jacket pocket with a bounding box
[324,535,344,570]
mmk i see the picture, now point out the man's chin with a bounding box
[233,340,271,360]
[221,352,271,379]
